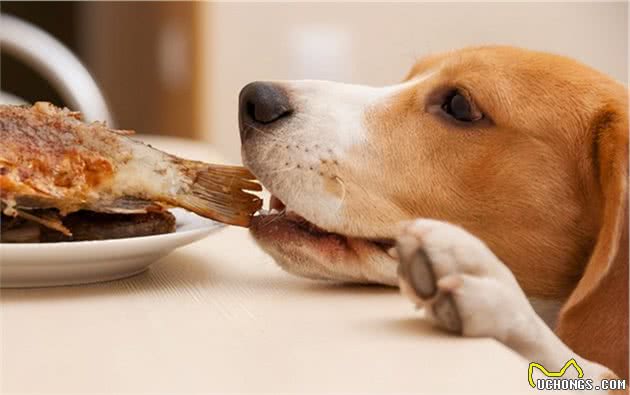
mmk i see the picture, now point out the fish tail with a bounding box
[177,163,262,227]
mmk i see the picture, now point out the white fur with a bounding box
[282,71,434,152]
[244,72,436,234]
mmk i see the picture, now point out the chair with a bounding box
[0,13,113,125]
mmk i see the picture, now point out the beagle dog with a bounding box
[238,46,628,391]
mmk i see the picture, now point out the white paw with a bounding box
[396,219,536,342]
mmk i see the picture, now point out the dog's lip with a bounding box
[269,195,285,211]
[253,195,395,252]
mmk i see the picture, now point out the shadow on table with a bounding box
[368,317,454,339]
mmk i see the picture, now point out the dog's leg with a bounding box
[396,219,624,394]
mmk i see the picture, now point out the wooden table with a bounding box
[1,136,542,394]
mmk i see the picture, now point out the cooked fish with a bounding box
[0,102,262,229]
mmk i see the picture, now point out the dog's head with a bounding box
[239,46,627,295]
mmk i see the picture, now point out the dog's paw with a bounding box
[396,219,535,342]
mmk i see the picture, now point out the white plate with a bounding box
[0,209,223,288]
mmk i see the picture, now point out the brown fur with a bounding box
[349,47,628,377]
[376,47,628,379]
[556,103,629,380]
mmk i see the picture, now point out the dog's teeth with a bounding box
[387,247,399,259]
[257,209,269,216]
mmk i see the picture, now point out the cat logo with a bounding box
[528,359,584,388]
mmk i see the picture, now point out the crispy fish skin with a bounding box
[0,102,262,226]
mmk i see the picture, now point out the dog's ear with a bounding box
[556,98,628,379]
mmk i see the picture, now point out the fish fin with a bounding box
[88,196,164,214]
[177,164,262,227]
[107,128,135,136]
[14,209,71,236]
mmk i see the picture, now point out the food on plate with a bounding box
[0,102,262,242]
[1,210,176,243]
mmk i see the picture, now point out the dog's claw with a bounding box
[396,226,463,334]
[432,293,463,334]
[398,246,437,299]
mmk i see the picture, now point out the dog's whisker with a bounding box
[257,208,288,229]
[333,176,347,212]
[243,121,267,135]
[293,112,325,123]
[243,122,289,145]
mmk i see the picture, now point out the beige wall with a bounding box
[200,2,628,162]
[79,2,202,137]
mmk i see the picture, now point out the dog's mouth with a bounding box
[250,195,396,256]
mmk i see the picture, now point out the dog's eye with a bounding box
[442,91,482,122]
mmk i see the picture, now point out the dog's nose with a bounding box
[239,82,292,142]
